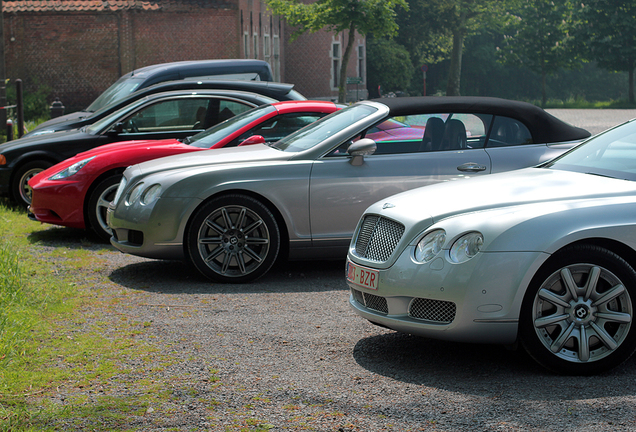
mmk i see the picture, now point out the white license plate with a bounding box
[347,260,379,290]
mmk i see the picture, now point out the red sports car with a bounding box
[29,100,340,241]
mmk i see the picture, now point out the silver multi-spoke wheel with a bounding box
[19,168,40,203]
[532,264,632,363]
[87,174,121,242]
[521,245,636,375]
[13,161,53,207]
[187,195,280,283]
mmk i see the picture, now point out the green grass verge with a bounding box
[0,200,177,431]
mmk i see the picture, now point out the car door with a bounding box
[484,115,576,171]
[308,113,493,246]
[105,96,256,141]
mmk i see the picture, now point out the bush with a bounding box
[5,80,51,123]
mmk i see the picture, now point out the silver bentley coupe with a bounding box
[107,96,589,284]
[346,118,636,375]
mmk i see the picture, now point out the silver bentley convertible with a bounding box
[107,96,589,283]
[346,118,636,375]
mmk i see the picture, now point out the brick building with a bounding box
[2,0,367,112]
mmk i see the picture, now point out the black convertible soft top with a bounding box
[371,96,591,144]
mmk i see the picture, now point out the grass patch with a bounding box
[0,200,181,430]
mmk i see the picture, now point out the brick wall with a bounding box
[2,0,366,112]
[5,13,121,110]
[285,28,367,102]
[3,4,242,112]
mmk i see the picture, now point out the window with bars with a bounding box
[332,41,341,89]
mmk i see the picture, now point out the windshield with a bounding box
[271,104,378,152]
[546,119,636,181]
[187,104,277,148]
[85,97,149,134]
[85,76,145,112]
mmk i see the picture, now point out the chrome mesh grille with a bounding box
[409,298,456,323]
[352,288,364,305]
[351,288,388,314]
[354,215,404,262]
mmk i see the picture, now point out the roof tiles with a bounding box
[2,1,231,13]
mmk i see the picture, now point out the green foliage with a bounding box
[499,0,580,75]
[498,0,582,105]
[265,0,408,102]
[366,0,633,104]
[5,80,51,123]
[266,0,408,40]
[367,38,413,96]
[573,0,636,102]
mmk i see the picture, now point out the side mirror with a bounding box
[348,138,377,166]
[108,122,124,135]
[238,135,267,146]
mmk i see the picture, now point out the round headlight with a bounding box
[49,156,95,180]
[414,229,446,263]
[449,232,484,263]
[141,184,162,205]
[126,182,144,206]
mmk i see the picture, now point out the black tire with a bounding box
[12,160,53,207]
[185,194,280,283]
[86,174,121,242]
[520,244,636,375]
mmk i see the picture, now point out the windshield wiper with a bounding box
[586,172,617,179]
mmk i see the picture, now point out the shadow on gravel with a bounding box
[27,225,115,252]
[353,332,636,399]
[108,258,348,294]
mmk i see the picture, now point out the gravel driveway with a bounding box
[42,109,636,431]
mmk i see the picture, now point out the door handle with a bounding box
[457,162,487,172]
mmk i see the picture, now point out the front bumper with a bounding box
[29,179,87,229]
[107,196,202,261]
[347,248,549,344]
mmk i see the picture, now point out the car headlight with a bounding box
[141,184,162,205]
[449,232,483,263]
[125,182,144,206]
[49,156,96,180]
[414,229,446,263]
[112,176,128,206]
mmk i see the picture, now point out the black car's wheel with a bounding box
[185,194,280,283]
[12,160,53,207]
[87,174,121,242]
[520,245,636,375]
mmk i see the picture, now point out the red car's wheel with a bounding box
[87,174,121,242]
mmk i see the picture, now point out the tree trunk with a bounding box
[541,66,547,107]
[338,22,356,104]
[446,26,465,96]
[629,66,634,105]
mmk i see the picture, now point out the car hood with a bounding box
[0,128,90,153]
[74,138,184,159]
[132,144,289,177]
[28,111,89,132]
[372,167,636,225]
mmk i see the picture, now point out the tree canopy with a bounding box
[265,0,408,102]
[574,0,636,103]
[499,0,581,106]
